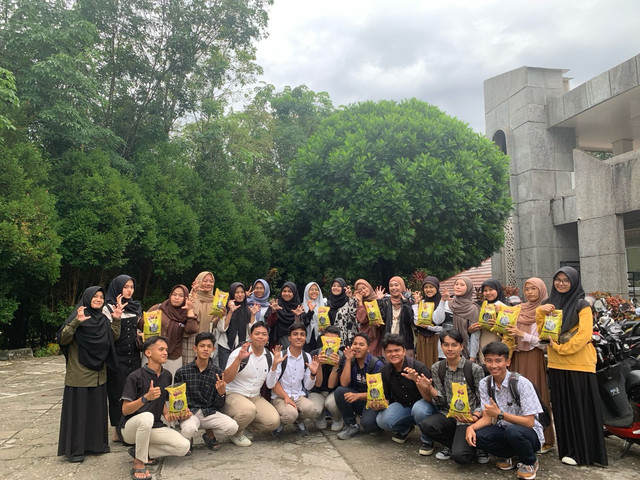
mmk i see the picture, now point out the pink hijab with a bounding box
[517,277,547,350]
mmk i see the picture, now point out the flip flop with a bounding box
[131,467,152,480]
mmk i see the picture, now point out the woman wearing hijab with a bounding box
[376,276,415,356]
[472,278,508,363]
[247,278,271,323]
[536,266,607,466]
[354,279,382,356]
[327,278,358,347]
[217,282,260,369]
[448,277,481,360]
[57,286,122,462]
[266,281,304,349]
[302,282,324,352]
[412,276,446,368]
[141,285,199,379]
[103,275,142,441]
[507,277,555,454]
[182,271,216,366]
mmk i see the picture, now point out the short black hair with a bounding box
[288,321,307,335]
[322,325,340,336]
[439,329,464,345]
[143,336,168,353]
[481,341,510,360]
[382,333,405,350]
[250,321,269,334]
[195,332,215,346]
[352,331,370,346]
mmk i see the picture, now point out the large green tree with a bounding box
[272,99,512,285]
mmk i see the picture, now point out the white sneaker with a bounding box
[228,434,252,447]
[561,456,577,466]
[330,419,344,432]
[315,417,328,429]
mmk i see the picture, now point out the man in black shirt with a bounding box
[120,337,191,480]
[174,332,238,451]
[372,334,438,455]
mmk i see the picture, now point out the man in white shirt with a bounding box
[266,321,320,437]
[222,322,280,447]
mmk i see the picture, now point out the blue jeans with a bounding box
[376,400,438,443]
[475,424,541,466]
[334,386,380,433]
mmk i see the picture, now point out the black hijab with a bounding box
[226,282,250,349]
[105,274,142,317]
[328,277,348,324]
[422,276,442,307]
[547,266,587,334]
[57,286,117,371]
[481,278,507,304]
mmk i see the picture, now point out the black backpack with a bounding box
[237,349,273,373]
[438,359,476,396]
[487,372,552,427]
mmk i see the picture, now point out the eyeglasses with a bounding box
[553,278,571,285]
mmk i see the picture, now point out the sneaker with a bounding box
[476,448,490,464]
[392,425,415,444]
[419,441,435,456]
[244,430,254,440]
[561,456,577,466]
[228,434,252,447]
[435,447,452,461]
[330,419,344,432]
[337,424,360,440]
[496,457,516,471]
[538,443,555,455]
[271,423,284,439]
[315,417,328,430]
[296,421,308,437]
[517,460,539,479]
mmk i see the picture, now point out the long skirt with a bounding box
[107,356,140,427]
[415,333,439,369]
[511,348,555,446]
[548,368,608,465]
[58,384,109,460]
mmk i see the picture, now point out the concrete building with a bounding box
[484,54,640,298]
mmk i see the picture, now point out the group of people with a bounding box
[57,266,608,480]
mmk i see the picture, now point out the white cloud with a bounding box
[254,0,640,132]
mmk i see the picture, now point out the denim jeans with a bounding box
[376,399,438,442]
[475,424,540,466]
[334,386,380,432]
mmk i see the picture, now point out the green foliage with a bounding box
[273,99,512,285]
[0,67,18,132]
[35,343,60,357]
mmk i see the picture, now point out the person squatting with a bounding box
[57,268,606,480]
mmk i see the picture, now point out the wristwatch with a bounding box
[141,395,148,404]
[497,411,504,421]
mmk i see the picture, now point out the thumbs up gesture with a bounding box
[146,379,161,401]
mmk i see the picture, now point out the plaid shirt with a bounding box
[430,356,484,415]
[174,360,225,417]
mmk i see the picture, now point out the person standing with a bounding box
[57,286,122,462]
[377,276,415,356]
[448,278,481,361]
[536,266,607,466]
[217,283,260,370]
[327,278,359,347]
[412,276,446,368]
[182,271,217,366]
[354,279,383,356]
[301,281,325,352]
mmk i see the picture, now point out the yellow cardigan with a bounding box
[536,306,596,373]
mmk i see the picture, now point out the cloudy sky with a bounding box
[254,0,640,133]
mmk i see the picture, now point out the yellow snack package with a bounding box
[366,373,389,409]
[478,301,497,329]
[416,301,435,326]
[502,333,516,359]
[364,300,384,326]
[491,305,521,335]
[209,288,229,316]
[320,336,341,365]
[143,310,162,340]
[166,383,188,414]
[539,310,563,342]
[317,306,331,332]
[446,382,474,422]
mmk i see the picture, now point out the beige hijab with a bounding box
[450,277,480,357]
[517,277,547,350]
[354,279,377,302]
[190,271,217,333]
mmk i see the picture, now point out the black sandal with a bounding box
[201,433,222,451]
[131,467,152,480]
[128,446,159,466]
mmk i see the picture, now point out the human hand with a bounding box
[484,398,500,418]
[368,399,386,410]
[146,380,161,401]
[249,303,260,316]
[307,300,316,311]
[182,296,194,311]
[468,322,482,333]
[215,373,226,395]
[284,396,297,409]
[539,304,555,314]
[374,286,385,300]
[273,345,288,366]
[269,299,282,311]
[77,306,90,322]
[307,355,320,376]
[401,367,420,382]
[343,346,354,360]
[111,294,128,319]
[227,300,239,313]
[238,342,251,360]
[344,392,359,403]
[465,425,476,447]
[506,325,522,337]
[412,291,422,303]
[293,304,304,316]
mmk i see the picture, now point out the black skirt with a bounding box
[57,384,109,460]
[548,368,608,465]
[107,355,140,426]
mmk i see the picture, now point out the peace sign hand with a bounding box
[215,373,226,395]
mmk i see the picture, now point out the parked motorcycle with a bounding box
[593,299,640,458]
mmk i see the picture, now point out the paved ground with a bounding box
[1,355,639,480]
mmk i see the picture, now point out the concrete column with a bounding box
[613,139,633,156]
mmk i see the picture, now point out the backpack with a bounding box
[438,358,476,395]
[238,349,273,373]
[487,372,552,427]
[277,351,310,383]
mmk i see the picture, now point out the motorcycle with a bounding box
[593,299,640,458]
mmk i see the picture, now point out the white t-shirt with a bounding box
[225,346,270,398]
